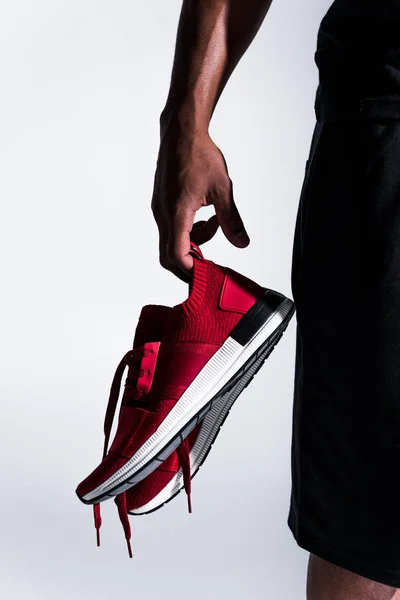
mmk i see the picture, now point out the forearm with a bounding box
[160,0,274,137]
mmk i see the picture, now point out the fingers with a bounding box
[190,215,219,247]
[156,187,248,283]
[155,183,248,284]
[156,213,219,283]
[214,179,250,248]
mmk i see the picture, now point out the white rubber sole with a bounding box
[128,338,277,514]
[82,296,294,503]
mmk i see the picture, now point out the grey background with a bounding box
[1,1,330,598]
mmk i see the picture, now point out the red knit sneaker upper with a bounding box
[76,243,265,507]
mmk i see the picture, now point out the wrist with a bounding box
[159,102,210,140]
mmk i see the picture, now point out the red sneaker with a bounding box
[94,332,290,557]
[76,243,294,519]
[124,322,290,517]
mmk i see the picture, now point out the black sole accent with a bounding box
[230,289,286,346]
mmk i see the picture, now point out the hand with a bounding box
[151,124,250,282]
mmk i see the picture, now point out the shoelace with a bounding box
[93,347,146,557]
[92,346,194,557]
[177,439,193,514]
[115,492,133,558]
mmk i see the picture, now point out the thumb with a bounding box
[168,208,195,274]
[214,183,250,248]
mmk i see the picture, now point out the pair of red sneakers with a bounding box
[76,243,295,557]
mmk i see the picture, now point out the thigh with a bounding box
[307,555,400,600]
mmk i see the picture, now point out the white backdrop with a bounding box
[1,1,331,598]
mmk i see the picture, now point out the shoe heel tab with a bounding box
[189,242,204,261]
[218,268,265,314]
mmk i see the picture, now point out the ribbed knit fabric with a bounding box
[133,254,265,347]
[165,257,264,344]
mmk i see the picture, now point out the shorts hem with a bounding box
[288,512,400,588]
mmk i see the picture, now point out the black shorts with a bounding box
[288,69,400,589]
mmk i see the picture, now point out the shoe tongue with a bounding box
[133,304,171,347]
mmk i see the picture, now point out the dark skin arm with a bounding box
[151,0,274,281]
